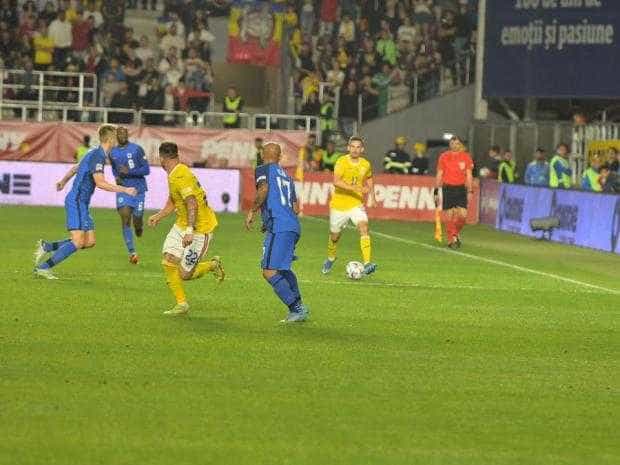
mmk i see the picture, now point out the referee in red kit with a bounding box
[434,136,474,248]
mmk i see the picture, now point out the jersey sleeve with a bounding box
[172,167,196,200]
[437,153,446,172]
[334,158,345,177]
[89,151,105,175]
[255,164,269,186]
[290,178,298,203]
[365,160,373,179]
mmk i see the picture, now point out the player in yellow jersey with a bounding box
[147,142,225,316]
[321,136,377,276]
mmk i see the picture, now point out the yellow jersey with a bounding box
[330,155,373,211]
[168,163,218,234]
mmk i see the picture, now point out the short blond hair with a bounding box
[98,124,117,143]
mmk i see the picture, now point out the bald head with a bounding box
[263,142,282,164]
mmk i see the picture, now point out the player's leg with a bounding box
[353,207,376,275]
[262,232,307,322]
[118,204,138,263]
[132,193,145,238]
[161,225,189,314]
[35,230,84,279]
[322,209,346,273]
[177,233,225,282]
[454,207,468,247]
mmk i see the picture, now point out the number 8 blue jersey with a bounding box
[255,163,300,234]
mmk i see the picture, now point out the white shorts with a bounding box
[329,206,369,233]
[162,224,212,272]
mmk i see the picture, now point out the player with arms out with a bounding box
[109,126,150,264]
[245,142,309,323]
[148,142,225,316]
[33,124,137,279]
[435,135,474,248]
[321,136,377,276]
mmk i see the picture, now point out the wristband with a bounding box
[185,227,194,235]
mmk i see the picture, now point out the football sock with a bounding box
[162,260,186,304]
[267,273,300,310]
[280,269,301,302]
[39,241,77,269]
[445,219,456,240]
[42,239,71,252]
[189,260,217,280]
[122,226,135,254]
[455,216,466,234]
[360,235,372,264]
[327,237,337,261]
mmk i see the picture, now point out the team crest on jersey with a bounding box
[96,163,103,171]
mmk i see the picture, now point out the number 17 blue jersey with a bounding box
[255,163,300,234]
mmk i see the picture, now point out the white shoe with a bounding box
[33,240,47,266]
[34,268,58,280]
[163,302,189,316]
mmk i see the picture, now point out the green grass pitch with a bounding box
[1,205,618,465]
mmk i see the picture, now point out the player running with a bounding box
[147,141,224,316]
[245,142,309,323]
[321,136,377,276]
[33,124,137,279]
[434,135,474,248]
[109,127,150,264]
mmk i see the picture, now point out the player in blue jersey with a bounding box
[33,125,137,279]
[244,142,309,322]
[109,126,150,264]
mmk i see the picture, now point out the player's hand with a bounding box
[125,187,138,196]
[55,181,65,191]
[119,165,129,176]
[148,214,160,227]
[182,233,194,247]
[244,210,255,231]
[367,197,375,208]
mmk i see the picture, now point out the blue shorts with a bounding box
[65,196,94,231]
[261,231,299,270]
[116,192,145,217]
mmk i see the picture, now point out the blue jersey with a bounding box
[109,142,149,194]
[66,146,106,204]
[255,163,300,234]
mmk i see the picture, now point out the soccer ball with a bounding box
[345,261,365,280]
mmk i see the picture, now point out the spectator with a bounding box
[187,20,215,60]
[33,21,54,70]
[322,140,343,172]
[581,158,603,192]
[84,1,103,30]
[319,92,336,141]
[299,0,314,37]
[481,145,501,178]
[16,59,39,101]
[338,14,355,45]
[48,10,72,68]
[222,85,243,129]
[524,148,549,187]
[158,47,184,87]
[319,0,338,37]
[372,63,392,117]
[109,81,134,123]
[384,136,412,174]
[184,47,209,90]
[376,30,398,66]
[160,23,185,55]
[359,74,379,121]
[254,137,264,166]
[437,9,457,85]
[72,12,94,56]
[106,57,126,82]
[39,1,57,26]
[549,143,572,189]
[498,150,516,183]
[301,91,320,118]
[135,35,155,63]
[0,0,18,27]
[609,147,620,173]
[326,58,345,87]
[298,134,324,172]
[0,30,17,68]
[411,142,430,175]
[75,135,91,162]
[397,16,417,48]
[339,80,358,136]
[600,164,619,193]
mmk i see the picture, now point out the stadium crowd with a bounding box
[0,0,216,123]
[287,0,478,127]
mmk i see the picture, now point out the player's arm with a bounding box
[125,147,151,177]
[56,164,78,191]
[465,154,474,195]
[148,195,175,227]
[182,195,198,246]
[434,165,443,206]
[333,171,362,195]
[93,172,137,195]
[245,179,268,230]
[364,175,376,208]
[291,182,300,215]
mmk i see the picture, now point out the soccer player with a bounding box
[244,142,309,323]
[33,124,137,279]
[321,136,377,275]
[109,127,150,264]
[434,135,474,249]
[147,142,225,316]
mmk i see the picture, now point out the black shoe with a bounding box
[455,236,462,248]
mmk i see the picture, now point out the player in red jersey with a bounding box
[434,136,474,248]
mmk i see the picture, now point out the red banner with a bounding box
[0,122,306,168]
[241,170,480,223]
[227,1,283,66]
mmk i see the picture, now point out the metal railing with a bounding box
[0,69,97,117]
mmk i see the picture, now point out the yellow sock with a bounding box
[190,260,217,280]
[162,260,186,304]
[360,235,371,264]
[327,237,337,261]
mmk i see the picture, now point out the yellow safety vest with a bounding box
[223,96,242,125]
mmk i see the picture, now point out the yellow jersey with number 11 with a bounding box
[168,163,218,234]
[329,155,373,211]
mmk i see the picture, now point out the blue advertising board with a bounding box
[484,0,620,98]
[496,183,620,254]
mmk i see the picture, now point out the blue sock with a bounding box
[39,241,78,269]
[122,226,135,254]
[280,269,301,302]
[42,239,71,252]
[267,273,301,311]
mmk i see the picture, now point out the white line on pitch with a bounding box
[304,216,620,296]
